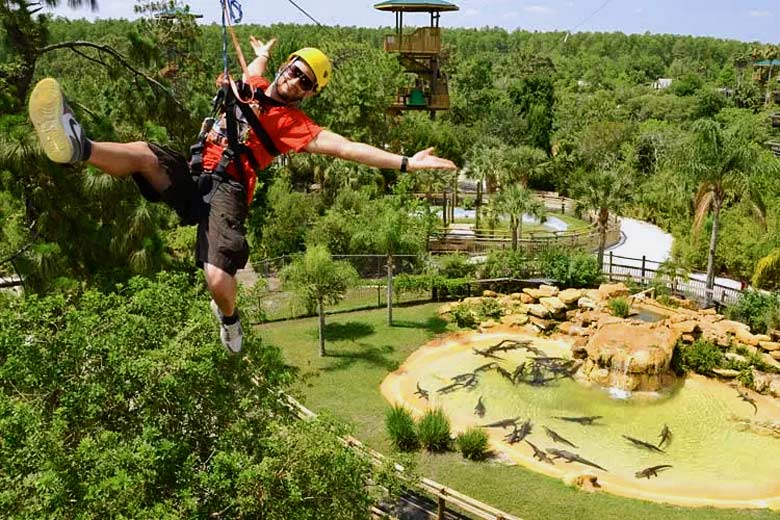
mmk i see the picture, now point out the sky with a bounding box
[47,0,779,44]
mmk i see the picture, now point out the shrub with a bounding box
[481,249,531,279]
[538,248,602,288]
[479,297,503,320]
[608,297,630,318]
[417,408,451,452]
[726,290,780,334]
[680,340,723,374]
[385,405,419,452]
[656,294,679,308]
[451,302,477,328]
[456,427,490,461]
[436,252,475,279]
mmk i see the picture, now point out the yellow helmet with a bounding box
[288,47,332,93]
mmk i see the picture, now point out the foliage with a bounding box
[416,408,451,452]
[259,178,320,258]
[479,297,504,319]
[679,339,724,374]
[538,248,603,288]
[435,252,475,279]
[0,272,393,518]
[456,427,490,461]
[450,302,477,328]
[385,405,419,452]
[608,297,630,318]
[480,248,532,279]
[726,290,780,334]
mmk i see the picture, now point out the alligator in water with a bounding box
[546,448,608,472]
[635,464,673,479]
[525,440,555,465]
[474,396,486,418]
[736,387,758,415]
[543,426,578,448]
[657,424,672,448]
[554,415,603,426]
[473,362,499,373]
[481,416,521,429]
[414,382,429,400]
[494,365,516,384]
[437,381,466,394]
[484,339,532,354]
[472,347,504,360]
[623,434,665,453]
[504,419,533,444]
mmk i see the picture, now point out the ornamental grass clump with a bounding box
[608,297,630,318]
[385,405,418,452]
[456,427,490,461]
[417,408,452,452]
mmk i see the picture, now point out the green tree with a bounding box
[679,120,775,306]
[573,158,633,267]
[494,184,545,250]
[281,245,359,356]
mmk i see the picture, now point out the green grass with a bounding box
[256,304,775,520]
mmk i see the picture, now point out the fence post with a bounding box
[377,284,381,308]
[437,496,446,520]
[641,255,646,284]
[609,251,613,282]
[561,201,565,214]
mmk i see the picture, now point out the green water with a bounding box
[411,340,780,503]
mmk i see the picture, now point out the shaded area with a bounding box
[379,490,472,520]
[323,321,375,341]
[322,343,398,372]
[393,316,450,334]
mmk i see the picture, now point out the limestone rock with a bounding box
[540,297,567,316]
[510,292,524,301]
[735,328,759,347]
[529,316,554,331]
[681,334,696,343]
[520,293,535,304]
[501,314,529,327]
[527,304,551,319]
[598,282,630,300]
[482,290,498,298]
[478,319,498,331]
[759,341,780,352]
[577,297,598,310]
[725,352,747,363]
[771,351,780,361]
[761,353,780,371]
[522,288,544,300]
[565,473,601,492]
[585,289,603,303]
[558,288,583,306]
[752,369,780,398]
[670,320,700,334]
[538,284,560,297]
[754,334,772,343]
[712,368,740,378]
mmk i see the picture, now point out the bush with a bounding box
[481,249,531,279]
[436,252,475,279]
[456,427,490,461]
[451,302,477,328]
[726,290,780,334]
[417,408,451,452]
[385,405,419,452]
[680,339,724,374]
[539,248,602,288]
[656,294,680,308]
[608,297,630,318]
[479,297,503,320]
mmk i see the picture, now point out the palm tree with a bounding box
[680,119,776,306]
[752,249,780,290]
[494,184,545,251]
[502,145,549,186]
[468,140,507,231]
[573,158,633,268]
[281,245,358,356]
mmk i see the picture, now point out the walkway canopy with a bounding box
[374,0,459,13]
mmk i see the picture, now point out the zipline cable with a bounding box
[284,0,323,27]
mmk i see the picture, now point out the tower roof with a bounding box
[374,0,459,13]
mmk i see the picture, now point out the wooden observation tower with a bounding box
[374,0,458,117]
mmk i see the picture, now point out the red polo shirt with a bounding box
[201,76,322,203]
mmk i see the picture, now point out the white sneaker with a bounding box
[29,77,89,164]
[210,300,243,354]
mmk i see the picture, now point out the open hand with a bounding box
[249,36,277,58]
[408,147,457,171]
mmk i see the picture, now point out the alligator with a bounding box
[546,448,608,472]
[484,339,531,354]
[473,362,499,373]
[437,381,466,394]
[494,365,516,384]
[414,382,429,400]
[474,396,486,418]
[481,416,521,429]
[472,347,504,360]
[511,363,527,382]
[657,424,672,448]
[543,426,578,448]
[623,434,665,453]
[504,419,533,444]
[450,371,477,383]
[635,464,673,479]
[554,415,603,426]
[737,387,758,415]
[525,440,555,465]
[521,344,547,356]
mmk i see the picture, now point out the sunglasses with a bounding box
[285,63,316,91]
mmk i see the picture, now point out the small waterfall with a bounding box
[608,355,633,400]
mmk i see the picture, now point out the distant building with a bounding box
[652,78,673,89]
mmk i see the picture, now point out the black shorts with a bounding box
[132,143,249,276]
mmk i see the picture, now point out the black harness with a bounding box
[189,81,285,195]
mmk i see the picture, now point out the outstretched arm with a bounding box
[245,37,277,79]
[304,130,457,171]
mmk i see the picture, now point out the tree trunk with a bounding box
[511,217,518,251]
[597,208,609,268]
[386,254,394,326]
[705,198,722,307]
[475,180,482,231]
[317,297,326,357]
[442,191,447,226]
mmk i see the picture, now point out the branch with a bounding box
[38,40,186,112]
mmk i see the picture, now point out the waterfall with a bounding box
[608,355,633,400]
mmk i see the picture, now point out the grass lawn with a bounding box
[257,304,776,520]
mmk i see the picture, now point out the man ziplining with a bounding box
[28,36,457,354]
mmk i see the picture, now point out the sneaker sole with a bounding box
[29,78,75,164]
